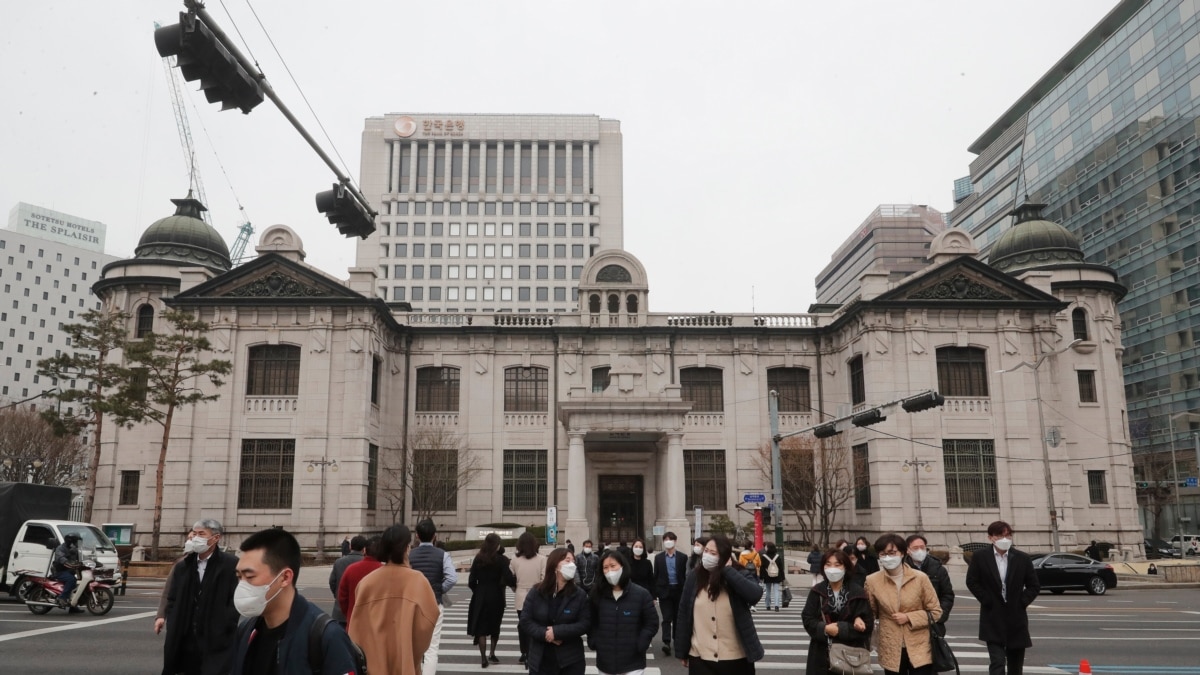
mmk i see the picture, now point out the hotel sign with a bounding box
[7,202,107,253]
[394,115,467,138]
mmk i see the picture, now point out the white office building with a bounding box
[357,114,624,313]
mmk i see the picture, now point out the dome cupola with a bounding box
[134,195,232,273]
[988,202,1084,274]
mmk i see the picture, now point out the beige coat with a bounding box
[348,563,439,675]
[510,553,546,610]
[864,566,942,672]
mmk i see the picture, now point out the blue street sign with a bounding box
[1187,477,1198,488]
[743,493,766,503]
[547,524,558,544]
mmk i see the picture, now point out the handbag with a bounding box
[781,583,793,608]
[824,612,872,675]
[926,610,959,674]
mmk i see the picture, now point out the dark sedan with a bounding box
[1031,552,1118,595]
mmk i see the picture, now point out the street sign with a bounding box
[652,525,665,536]
[546,506,558,544]
[1187,477,1198,488]
[743,493,766,503]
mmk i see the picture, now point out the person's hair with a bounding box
[905,534,928,548]
[350,535,368,552]
[582,539,593,547]
[364,535,383,559]
[764,541,777,557]
[874,532,907,555]
[193,518,224,535]
[415,519,437,543]
[632,538,647,559]
[516,532,540,559]
[854,536,874,557]
[591,550,630,601]
[379,525,413,564]
[537,548,574,596]
[693,536,709,547]
[240,528,301,578]
[694,533,738,600]
[987,521,1013,537]
[477,533,503,566]
[822,547,854,578]
[833,539,850,549]
[664,531,677,541]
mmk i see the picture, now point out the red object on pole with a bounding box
[754,508,764,549]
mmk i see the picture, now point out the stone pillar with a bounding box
[565,431,590,542]
[660,432,690,535]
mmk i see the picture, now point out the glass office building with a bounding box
[952,0,1200,459]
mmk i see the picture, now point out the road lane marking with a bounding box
[0,610,155,642]
[1099,627,1200,631]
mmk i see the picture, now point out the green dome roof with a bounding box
[135,197,232,272]
[988,203,1084,273]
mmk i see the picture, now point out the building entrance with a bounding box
[597,475,643,545]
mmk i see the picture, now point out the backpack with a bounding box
[308,611,368,675]
[765,554,779,577]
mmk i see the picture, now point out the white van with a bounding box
[4,520,122,588]
[1169,534,1200,555]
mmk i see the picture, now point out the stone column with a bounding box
[660,432,690,535]
[565,431,590,542]
[390,140,402,194]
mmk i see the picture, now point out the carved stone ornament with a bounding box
[228,271,328,298]
[908,273,1013,301]
[596,264,632,282]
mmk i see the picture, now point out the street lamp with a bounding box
[997,338,1082,552]
[2,458,44,483]
[306,457,339,563]
[1169,412,1200,541]
[901,458,934,532]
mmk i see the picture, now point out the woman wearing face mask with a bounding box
[628,539,655,594]
[801,547,873,675]
[688,537,708,570]
[864,533,942,675]
[511,532,547,665]
[467,533,517,667]
[759,542,785,612]
[588,550,658,675]
[675,534,764,674]
[519,549,593,675]
[853,536,879,575]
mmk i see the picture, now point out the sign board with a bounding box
[7,202,107,253]
[546,506,558,545]
[743,493,766,503]
[102,523,134,546]
[547,525,558,545]
[1187,477,1198,488]
[652,525,665,537]
[694,506,703,541]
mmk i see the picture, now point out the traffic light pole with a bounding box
[768,392,785,562]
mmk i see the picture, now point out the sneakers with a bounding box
[750,605,758,612]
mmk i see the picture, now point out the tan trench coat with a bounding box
[864,566,942,672]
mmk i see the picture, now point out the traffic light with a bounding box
[155,12,263,114]
[852,408,886,428]
[813,422,840,438]
[761,505,772,526]
[902,390,945,413]
[316,184,376,239]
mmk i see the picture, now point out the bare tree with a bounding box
[116,309,231,561]
[0,407,88,486]
[755,433,855,548]
[1135,450,1178,540]
[380,427,483,525]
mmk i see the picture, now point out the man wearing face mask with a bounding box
[904,534,954,625]
[575,539,600,592]
[966,521,1039,675]
[159,519,241,675]
[653,531,689,656]
[230,528,362,675]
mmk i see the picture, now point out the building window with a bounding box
[942,439,998,509]
[371,356,382,405]
[591,366,610,393]
[849,356,865,405]
[1072,307,1089,341]
[503,449,547,510]
[246,345,301,396]
[853,443,871,509]
[1077,370,1097,403]
[1087,470,1107,504]
[768,367,811,412]
[118,471,140,506]
[504,366,548,412]
[413,447,459,513]
[936,347,989,397]
[238,439,295,509]
[135,304,154,338]
[680,367,724,412]
[684,449,726,510]
[416,366,461,412]
[367,443,379,510]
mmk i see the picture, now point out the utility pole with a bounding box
[768,391,785,560]
[306,457,339,563]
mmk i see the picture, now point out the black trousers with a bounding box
[884,648,934,675]
[660,586,680,645]
[688,657,754,675]
[517,610,530,657]
[986,642,1025,675]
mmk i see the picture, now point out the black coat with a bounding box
[674,566,764,663]
[162,549,241,675]
[759,550,785,583]
[965,547,1040,648]
[467,554,515,639]
[587,582,658,673]
[519,584,592,673]
[909,554,955,624]
[629,556,655,594]
[801,581,873,675]
[653,550,689,600]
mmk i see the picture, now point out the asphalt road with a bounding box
[1,576,1197,674]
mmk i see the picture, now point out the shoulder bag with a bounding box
[824,612,872,675]
[926,610,959,674]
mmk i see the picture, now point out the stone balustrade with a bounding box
[414,413,459,427]
[943,397,991,414]
[245,397,298,413]
[685,413,725,427]
[504,413,549,427]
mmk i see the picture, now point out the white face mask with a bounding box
[233,570,285,618]
[879,555,903,570]
[663,540,675,550]
[693,545,703,556]
[560,562,578,580]
[909,549,928,564]
[701,553,720,570]
[582,547,593,555]
[994,538,1013,552]
[604,569,623,586]
[823,567,845,583]
[632,547,644,556]
[856,544,868,552]
[186,537,210,555]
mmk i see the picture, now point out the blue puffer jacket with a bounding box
[519,583,593,674]
[673,565,765,663]
[587,582,658,674]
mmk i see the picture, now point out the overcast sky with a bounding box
[1,1,1115,313]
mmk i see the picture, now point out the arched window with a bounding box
[135,305,154,338]
[1072,307,1089,341]
[936,347,989,397]
[848,356,865,405]
[589,294,601,313]
[626,294,638,313]
[607,294,620,313]
[246,345,301,396]
[592,366,611,393]
[415,366,461,411]
[767,367,811,412]
[680,367,724,412]
[504,366,549,412]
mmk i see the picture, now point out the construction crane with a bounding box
[156,21,255,264]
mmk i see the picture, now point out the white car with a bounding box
[1169,534,1200,555]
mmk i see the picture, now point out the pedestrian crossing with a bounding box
[431,589,1072,674]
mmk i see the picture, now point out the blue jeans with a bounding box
[54,570,77,603]
[763,582,782,608]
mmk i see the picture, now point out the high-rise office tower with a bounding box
[951,0,1200,460]
[357,114,623,313]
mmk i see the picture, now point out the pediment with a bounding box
[873,257,1060,305]
[174,254,363,301]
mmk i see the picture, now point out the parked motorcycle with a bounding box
[16,560,116,616]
